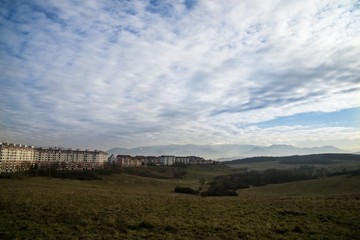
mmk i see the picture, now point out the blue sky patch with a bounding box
[258,107,360,128]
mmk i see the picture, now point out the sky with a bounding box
[0,0,360,151]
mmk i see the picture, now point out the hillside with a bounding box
[225,153,360,171]
[240,174,360,196]
[225,153,360,164]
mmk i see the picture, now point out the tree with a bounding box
[34,163,38,178]
[198,178,205,191]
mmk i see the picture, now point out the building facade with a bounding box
[144,156,160,165]
[115,155,145,167]
[0,143,36,172]
[0,142,108,173]
[112,154,213,167]
[160,155,176,165]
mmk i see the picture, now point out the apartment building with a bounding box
[34,148,108,170]
[115,155,144,167]
[0,142,108,172]
[0,143,36,172]
[112,154,213,167]
[144,156,160,165]
[160,155,176,165]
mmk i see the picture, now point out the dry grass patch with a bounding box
[0,174,359,239]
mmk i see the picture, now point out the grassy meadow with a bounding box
[0,166,359,239]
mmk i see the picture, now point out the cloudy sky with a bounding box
[1,0,360,151]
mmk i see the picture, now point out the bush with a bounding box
[0,172,25,179]
[174,187,199,195]
[201,188,238,197]
[26,169,102,180]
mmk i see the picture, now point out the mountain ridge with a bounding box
[107,144,350,160]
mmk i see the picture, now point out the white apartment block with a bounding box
[0,142,108,173]
[0,143,36,172]
[175,156,190,164]
[160,155,176,165]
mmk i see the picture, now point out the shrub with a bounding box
[174,186,199,195]
[25,169,102,180]
[201,187,238,197]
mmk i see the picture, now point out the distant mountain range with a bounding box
[107,144,350,160]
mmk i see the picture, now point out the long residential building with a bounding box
[110,154,214,167]
[0,142,108,173]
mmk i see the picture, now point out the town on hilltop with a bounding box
[0,142,214,173]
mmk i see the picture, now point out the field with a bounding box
[1,166,360,239]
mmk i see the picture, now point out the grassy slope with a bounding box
[240,174,360,196]
[0,169,359,239]
[227,159,360,171]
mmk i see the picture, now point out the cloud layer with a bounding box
[1,0,360,150]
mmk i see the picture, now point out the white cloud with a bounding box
[0,0,359,150]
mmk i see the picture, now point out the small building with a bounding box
[108,154,116,165]
[116,155,132,167]
[175,156,190,165]
[189,156,205,165]
[144,156,160,165]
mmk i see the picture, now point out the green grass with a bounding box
[0,170,359,239]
